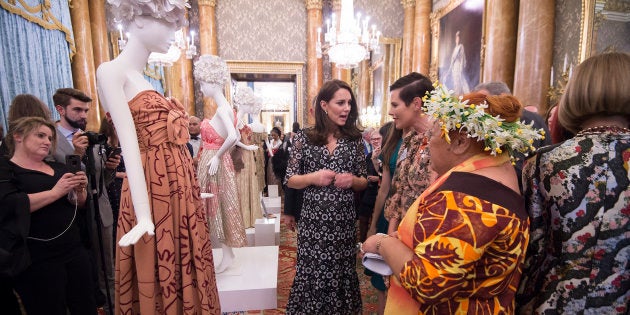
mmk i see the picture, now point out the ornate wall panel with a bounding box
[216,0,307,61]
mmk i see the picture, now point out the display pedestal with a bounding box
[213,246,279,312]
[261,196,282,214]
[255,217,281,246]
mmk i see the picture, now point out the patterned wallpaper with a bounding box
[552,0,581,86]
[216,0,307,61]
[353,0,404,38]
[595,19,630,54]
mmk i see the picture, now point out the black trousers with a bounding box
[14,247,96,315]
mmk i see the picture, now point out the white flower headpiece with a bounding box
[233,86,257,110]
[108,0,190,28]
[193,55,229,87]
[422,84,546,160]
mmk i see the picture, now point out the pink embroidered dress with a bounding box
[196,117,247,247]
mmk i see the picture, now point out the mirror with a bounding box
[226,61,305,133]
[579,0,630,62]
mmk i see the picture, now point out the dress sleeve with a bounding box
[284,130,305,185]
[515,156,549,307]
[398,190,528,305]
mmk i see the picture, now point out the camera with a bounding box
[83,131,108,146]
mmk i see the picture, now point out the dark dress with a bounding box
[285,129,366,314]
[10,160,96,315]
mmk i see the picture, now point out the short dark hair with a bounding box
[292,122,300,133]
[53,88,92,108]
[473,81,512,95]
[389,72,434,106]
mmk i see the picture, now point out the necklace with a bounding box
[578,125,630,135]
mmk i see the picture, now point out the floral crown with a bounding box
[108,0,190,29]
[422,84,546,160]
[193,55,229,86]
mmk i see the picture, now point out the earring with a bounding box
[324,110,328,115]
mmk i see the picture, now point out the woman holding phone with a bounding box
[2,117,95,314]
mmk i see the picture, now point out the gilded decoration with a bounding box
[198,0,216,6]
[579,0,630,62]
[429,0,486,88]
[401,0,416,8]
[0,0,76,59]
[305,0,323,10]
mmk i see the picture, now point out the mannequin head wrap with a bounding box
[193,55,229,87]
[108,0,189,29]
[233,86,257,110]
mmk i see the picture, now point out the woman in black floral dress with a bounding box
[285,80,367,314]
[517,52,630,314]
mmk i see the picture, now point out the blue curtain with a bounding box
[0,0,75,130]
[144,64,165,95]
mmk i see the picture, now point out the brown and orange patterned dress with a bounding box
[387,171,529,315]
[116,90,220,314]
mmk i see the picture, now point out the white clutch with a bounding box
[362,253,393,276]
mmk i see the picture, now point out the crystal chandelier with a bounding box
[360,106,381,128]
[317,0,381,69]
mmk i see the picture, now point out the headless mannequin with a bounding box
[200,82,253,273]
[96,16,178,246]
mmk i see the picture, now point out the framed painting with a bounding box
[430,0,485,95]
[579,0,630,62]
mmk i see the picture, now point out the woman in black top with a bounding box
[3,117,96,314]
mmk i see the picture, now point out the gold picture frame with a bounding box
[579,0,630,62]
[430,0,486,93]
[226,60,305,126]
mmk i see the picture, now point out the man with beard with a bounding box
[52,88,119,315]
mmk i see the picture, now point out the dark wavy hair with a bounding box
[306,80,362,145]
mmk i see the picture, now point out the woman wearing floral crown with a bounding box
[96,1,220,313]
[362,86,545,314]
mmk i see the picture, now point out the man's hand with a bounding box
[105,154,121,170]
[72,132,89,157]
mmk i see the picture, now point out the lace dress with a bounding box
[116,90,220,314]
[285,129,366,314]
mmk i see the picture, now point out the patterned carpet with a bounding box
[237,221,380,315]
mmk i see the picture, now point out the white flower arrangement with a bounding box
[108,0,190,28]
[422,84,546,160]
[193,55,229,87]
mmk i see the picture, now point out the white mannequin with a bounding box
[96,16,177,246]
[197,69,255,273]
[244,97,265,133]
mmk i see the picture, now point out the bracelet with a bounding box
[376,233,389,254]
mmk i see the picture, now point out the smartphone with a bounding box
[65,154,82,173]
[107,147,122,159]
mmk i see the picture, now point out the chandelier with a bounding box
[317,0,381,69]
[117,25,197,63]
[360,106,381,128]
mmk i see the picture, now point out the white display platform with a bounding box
[213,246,279,312]
[245,227,255,246]
[254,217,281,246]
[261,196,282,214]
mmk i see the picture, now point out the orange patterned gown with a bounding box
[115,90,220,314]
